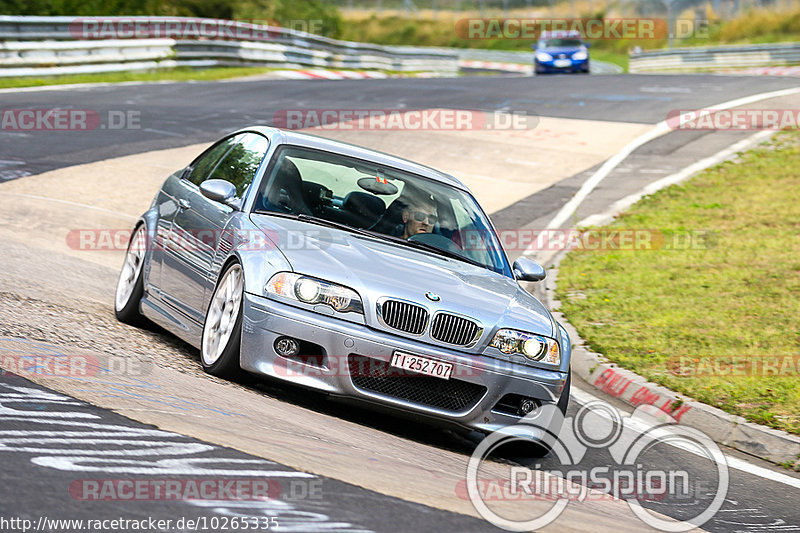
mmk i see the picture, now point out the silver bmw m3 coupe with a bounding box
[115,126,571,443]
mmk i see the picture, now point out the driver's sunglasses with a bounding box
[412,210,438,224]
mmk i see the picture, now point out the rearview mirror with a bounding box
[200,179,238,208]
[513,257,546,282]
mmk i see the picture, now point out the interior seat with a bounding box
[369,196,409,236]
[340,191,386,229]
[260,159,312,215]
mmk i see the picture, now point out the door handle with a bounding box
[178,199,191,211]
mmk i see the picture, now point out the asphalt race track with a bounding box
[2,73,799,180]
[2,72,800,532]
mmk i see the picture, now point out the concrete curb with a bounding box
[542,250,800,467]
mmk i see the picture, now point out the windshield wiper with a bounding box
[393,237,486,269]
[294,214,379,240]
[258,210,380,239]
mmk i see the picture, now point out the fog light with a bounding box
[274,337,300,357]
[518,398,539,416]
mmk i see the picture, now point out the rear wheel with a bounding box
[201,262,244,378]
[114,225,147,326]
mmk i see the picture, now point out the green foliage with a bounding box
[0,0,342,37]
[558,131,800,435]
[717,8,800,43]
[0,0,155,16]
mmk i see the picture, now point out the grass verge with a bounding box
[557,131,800,435]
[0,66,283,90]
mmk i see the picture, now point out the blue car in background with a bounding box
[534,31,590,74]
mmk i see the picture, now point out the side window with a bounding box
[207,133,270,198]
[185,136,239,186]
[450,198,473,230]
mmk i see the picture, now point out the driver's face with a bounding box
[403,204,438,237]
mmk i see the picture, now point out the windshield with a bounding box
[543,38,583,48]
[252,145,511,276]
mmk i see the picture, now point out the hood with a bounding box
[251,214,555,342]
[540,46,584,54]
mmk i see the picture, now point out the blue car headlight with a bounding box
[489,329,561,366]
[536,52,553,62]
[266,272,364,315]
[572,50,588,61]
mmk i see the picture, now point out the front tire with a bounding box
[201,262,244,378]
[114,225,147,326]
[501,371,571,458]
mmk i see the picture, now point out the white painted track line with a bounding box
[571,387,800,490]
[577,129,774,228]
[527,86,800,243]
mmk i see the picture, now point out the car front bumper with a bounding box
[535,58,589,73]
[240,293,569,435]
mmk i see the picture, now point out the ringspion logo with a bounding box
[464,401,728,531]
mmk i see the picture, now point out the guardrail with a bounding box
[457,48,623,74]
[0,15,459,77]
[630,42,800,73]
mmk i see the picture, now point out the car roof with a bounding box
[236,126,470,192]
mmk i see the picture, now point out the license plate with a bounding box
[554,59,572,68]
[390,352,453,380]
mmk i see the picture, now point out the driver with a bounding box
[401,196,438,239]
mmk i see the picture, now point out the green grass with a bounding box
[0,66,438,90]
[557,131,800,435]
[0,66,284,89]
[588,49,628,71]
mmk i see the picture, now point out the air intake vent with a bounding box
[380,299,428,335]
[430,313,480,346]
[218,238,233,255]
[348,355,486,413]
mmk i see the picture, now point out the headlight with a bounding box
[536,52,553,62]
[489,329,560,365]
[572,50,588,60]
[265,272,364,314]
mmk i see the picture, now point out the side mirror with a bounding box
[513,257,546,282]
[200,179,239,208]
[584,42,592,48]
